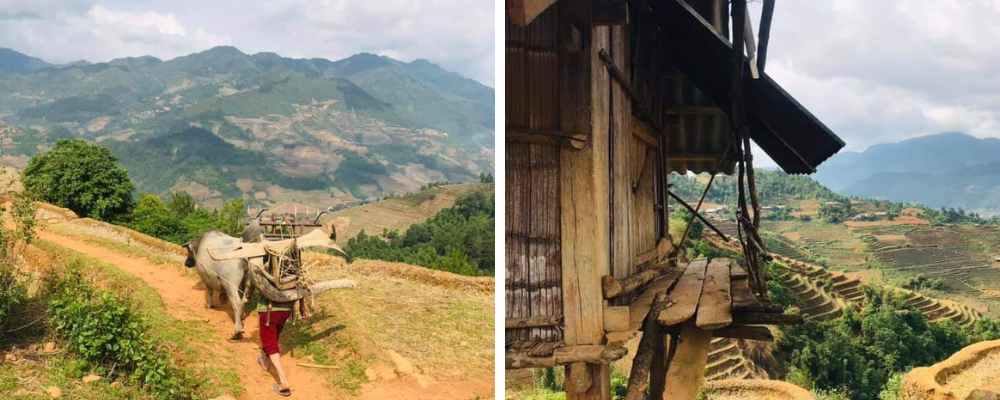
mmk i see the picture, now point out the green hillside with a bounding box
[0,46,494,207]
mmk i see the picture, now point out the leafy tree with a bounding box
[774,287,997,400]
[22,139,135,221]
[167,191,197,218]
[131,194,184,243]
[217,198,246,237]
[345,190,495,276]
[818,200,853,224]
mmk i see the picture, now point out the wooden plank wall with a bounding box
[561,1,604,348]
[506,7,564,344]
[608,21,659,307]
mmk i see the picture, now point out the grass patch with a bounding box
[32,239,243,399]
[333,359,367,395]
[47,224,179,266]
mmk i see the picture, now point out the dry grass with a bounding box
[306,259,494,378]
[844,216,929,228]
[326,183,488,241]
[43,215,494,395]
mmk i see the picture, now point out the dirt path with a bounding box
[37,227,339,399]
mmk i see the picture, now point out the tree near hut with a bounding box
[22,139,135,222]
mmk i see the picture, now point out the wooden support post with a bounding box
[566,363,611,399]
[663,322,712,400]
[567,362,594,394]
[623,293,668,400]
[648,333,672,400]
[562,5,609,398]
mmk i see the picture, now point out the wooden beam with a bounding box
[561,4,605,349]
[602,262,670,299]
[505,316,563,329]
[604,306,631,332]
[629,264,687,331]
[648,332,672,400]
[554,345,628,364]
[505,345,628,369]
[696,258,733,330]
[507,0,559,26]
[731,276,753,307]
[507,128,588,149]
[632,119,659,148]
[658,259,709,327]
[712,325,774,341]
[663,322,711,400]
[623,293,669,400]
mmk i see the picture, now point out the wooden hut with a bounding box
[505,0,845,399]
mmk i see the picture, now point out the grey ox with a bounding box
[184,230,253,340]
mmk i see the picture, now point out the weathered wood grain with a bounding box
[663,323,711,400]
[657,259,709,326]
[696,258,733,330]
[628,263,687,331]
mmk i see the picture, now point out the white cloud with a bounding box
[745,0,1000,155]
[0,0,494,85]
[86,5,187,36]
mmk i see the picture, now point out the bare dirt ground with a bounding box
[35,218,493,399]
[702,379,814,400]
[903,340,1000,400]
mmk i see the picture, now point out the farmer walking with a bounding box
[256,297,305,397]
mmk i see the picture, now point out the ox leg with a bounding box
[224,283,245,340]
[205,288,215,309]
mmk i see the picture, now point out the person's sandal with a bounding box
[273,384,292,397]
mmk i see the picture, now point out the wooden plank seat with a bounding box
[621,257,800,398]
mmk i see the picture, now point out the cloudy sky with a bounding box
[0,0,495,86]
[750,0,1000,156]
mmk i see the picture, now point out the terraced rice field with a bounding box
[857,224,1000,317]
[706,337,768,381]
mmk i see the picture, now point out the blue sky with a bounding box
[0,0,495,86]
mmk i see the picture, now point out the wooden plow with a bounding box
[211,228,355,303]
[252,208,329,240]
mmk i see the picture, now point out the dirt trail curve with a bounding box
[36,227,337,399]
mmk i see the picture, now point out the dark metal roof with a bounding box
[651,0,845,174]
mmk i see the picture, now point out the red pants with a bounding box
[259,310,291,355]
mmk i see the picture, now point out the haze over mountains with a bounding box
[814,132,1000,213]
[0,46,494,208]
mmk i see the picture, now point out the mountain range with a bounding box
[814,132,1000,213]
[0,46,494,208]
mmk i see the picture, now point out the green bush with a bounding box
[22,139,135,221]
[0,193,36,335]
[774,287,996,400]
[46,264,199,399]
[345,191,494,276]
[0,263,26,335]
[129,193,246,244]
